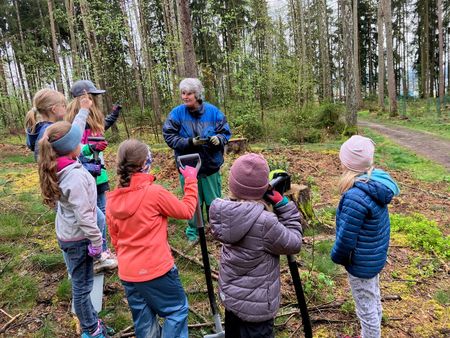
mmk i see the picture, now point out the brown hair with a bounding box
[37,121,72,207]
[338,167,373,194]
[65,94,104,135]
[25,89,66,132]
[116,139,149,187]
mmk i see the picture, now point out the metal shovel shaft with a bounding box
[195,203,225,336]
[287,254,312,338]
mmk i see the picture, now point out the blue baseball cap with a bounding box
[70,80,105,97]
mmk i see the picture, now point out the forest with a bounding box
[0,0,449,337]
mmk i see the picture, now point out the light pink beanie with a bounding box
[228,153,270,200]
[339,135,375,172]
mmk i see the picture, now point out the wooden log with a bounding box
[285,184,315,227]
[225,137,248,154]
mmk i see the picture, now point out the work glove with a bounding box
[89,140,108,152]
[88,244,102,258]
[112,103,122,114]
[209,135,220,146]
[84,162,102,176]
[179,165,198,180]
[191,136,208,146]
[264,190,288,208]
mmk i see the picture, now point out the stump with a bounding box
[225,137,248,154]
[285,184,315,228]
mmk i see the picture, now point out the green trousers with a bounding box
[179,171,222,241]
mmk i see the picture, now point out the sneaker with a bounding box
[81,320,111,338]
[93,251,118,274]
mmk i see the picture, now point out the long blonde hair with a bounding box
[66,94,104,135]
[116,139,149,188]
[338,167,373,194]
[25,89,66,132]
[37,122,72,207]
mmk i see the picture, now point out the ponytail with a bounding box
[38,137,60,207]
[25,108,39,132]
[37,121,73,207]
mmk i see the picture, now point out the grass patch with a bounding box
[0,153,35,164]
[0,274,38,309]
[434,289,450,306]
[0,213,31,240]
[362,129,450,184]
[391,213,450,259]
[56,277,72,302]
[31,252,66,272]
[34,318,57,338]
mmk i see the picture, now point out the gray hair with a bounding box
[179,78,204,100]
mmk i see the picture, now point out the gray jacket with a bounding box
[56,161,102,247]
[210,199,303,322]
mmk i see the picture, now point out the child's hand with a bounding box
[209,135,220,146]
[264,190,283,205]
[80,91,93,110]
[88,244,102,258]
[90,140,108,152]
[180,165,198,179]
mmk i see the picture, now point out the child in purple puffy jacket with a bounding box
[209,153,303,338]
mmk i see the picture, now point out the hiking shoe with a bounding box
[81,319,112,338]
[93,251,118,274]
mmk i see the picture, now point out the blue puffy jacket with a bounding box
[26,121,52,160]
[331,172,396,278]
[163,102,232,177]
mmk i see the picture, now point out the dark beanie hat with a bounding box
[228,153,270,200]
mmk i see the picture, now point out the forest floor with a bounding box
[359,120,450,170]
[0,127,449,337]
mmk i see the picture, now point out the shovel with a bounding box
[177,154,225,338]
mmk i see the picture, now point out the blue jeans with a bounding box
[63,207,106,274]
[121,266,188,338]
[97,193,108,251]
[59,239,98,334]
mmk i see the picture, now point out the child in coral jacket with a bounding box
[106,139,198,338]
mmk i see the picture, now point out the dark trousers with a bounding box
[225,309,274,338]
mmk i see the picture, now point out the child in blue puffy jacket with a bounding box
[331,135,399,338]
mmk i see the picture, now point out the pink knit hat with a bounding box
[228,153,270,200]
[339,135,375,172]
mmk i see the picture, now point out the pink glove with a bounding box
[264,190,283,205]
[88,244,102,258]
[179,165,198,180]
[89,140,108,152]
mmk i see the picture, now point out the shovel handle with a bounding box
[177,153,201,172]
[87,136,106,142]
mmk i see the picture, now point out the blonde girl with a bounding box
[38,121,109,338]
[25,88,92,160]
[331,135,399,338]
[66,80,121,272]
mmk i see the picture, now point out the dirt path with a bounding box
[359,120,450,170]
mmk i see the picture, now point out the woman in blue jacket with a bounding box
[163,78,231,242]
[331,135,399,338]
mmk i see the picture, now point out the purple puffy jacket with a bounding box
[210,199,303,322]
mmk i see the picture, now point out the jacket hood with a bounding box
[209,198,265,244]
[107,173,154,220]
[26,121,52,151]
[354,178,395,206]
[57,161,83,180]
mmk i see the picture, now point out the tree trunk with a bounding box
[352,0,362,107]
[12,0,31,104]
[377,2,385,111]
[384,0,397,116]
[318,0,332,100]
[437,0,444,112]
[402,1,409,98]
[120,0,145,113]
[47,0,64,93]
[176,0,198,77]
[340,0,357,130]
[64,0,80,79]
